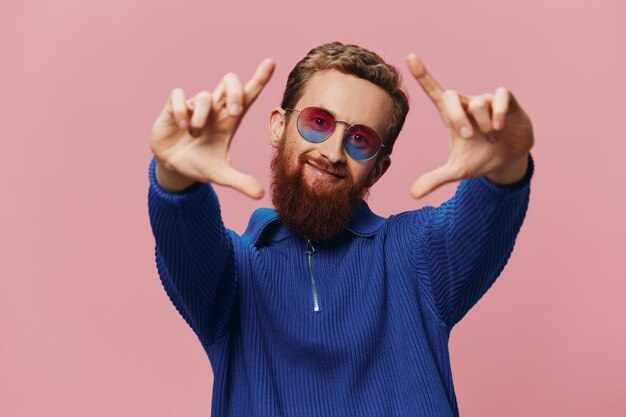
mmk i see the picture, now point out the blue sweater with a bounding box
[147,154,534,417]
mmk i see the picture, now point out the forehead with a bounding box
[294,69,393,134]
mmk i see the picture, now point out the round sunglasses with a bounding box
[283,106,385,161]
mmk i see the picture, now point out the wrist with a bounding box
[155,159,196,193]
[485,154,529,186]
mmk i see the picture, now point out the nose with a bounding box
[317,123,347,164]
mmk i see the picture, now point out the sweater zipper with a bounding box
[305,237,320,312]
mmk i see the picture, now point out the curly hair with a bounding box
[280,41,410,158]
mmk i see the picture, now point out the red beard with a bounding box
[270,138,370,241]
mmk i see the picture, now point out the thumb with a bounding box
[410,164,457,199]
[212,165,265,200]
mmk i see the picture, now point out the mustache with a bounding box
[298,154,350,178]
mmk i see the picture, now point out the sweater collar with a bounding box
[242,202,385,247]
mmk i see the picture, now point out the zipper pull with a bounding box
[305,236,315,255]
[304,236,320,312]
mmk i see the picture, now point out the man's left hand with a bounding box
[406,53,535,199]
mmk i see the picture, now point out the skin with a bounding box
[151,54,534,199]
[405,53,533,197]
[268,69,393,192]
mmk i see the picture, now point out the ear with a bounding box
[269,107,287,148]
[366,155,392,188]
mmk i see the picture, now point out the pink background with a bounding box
[1,0,624,416]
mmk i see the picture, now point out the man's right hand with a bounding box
[150,58,275,198]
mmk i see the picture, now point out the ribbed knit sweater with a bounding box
[147,153,534,417]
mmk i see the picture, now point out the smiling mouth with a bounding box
[305,161,345,180]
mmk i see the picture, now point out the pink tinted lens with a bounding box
[344,125,382,160]
[297,107,335,142]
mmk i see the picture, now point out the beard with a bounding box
[270,136,371,241]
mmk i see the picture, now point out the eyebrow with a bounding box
[310,103,386,140]
[314,104,350,125]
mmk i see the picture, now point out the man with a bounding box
[148,42,534,417]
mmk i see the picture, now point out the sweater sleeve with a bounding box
[147,156,239,347]
[410,153,534,330]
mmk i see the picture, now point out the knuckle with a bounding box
[450,114,466,127]
[170,88,185,103]
[469,97,487,110]
[446,100,465,115]
[443,100,458,114]
[481,124,495,134]
[194,90,212,104]
[229,92,243,102]
[195,90,211,99]
[170,102,181,112]
[189,115,204,128]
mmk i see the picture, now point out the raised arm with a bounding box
[410,155,533,329]
[404,53,535,329]
[147,59,275,346]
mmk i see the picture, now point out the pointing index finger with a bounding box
[243,58,276,108]
[406,53,445,111]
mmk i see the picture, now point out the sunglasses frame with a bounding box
[283,106,386,161]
